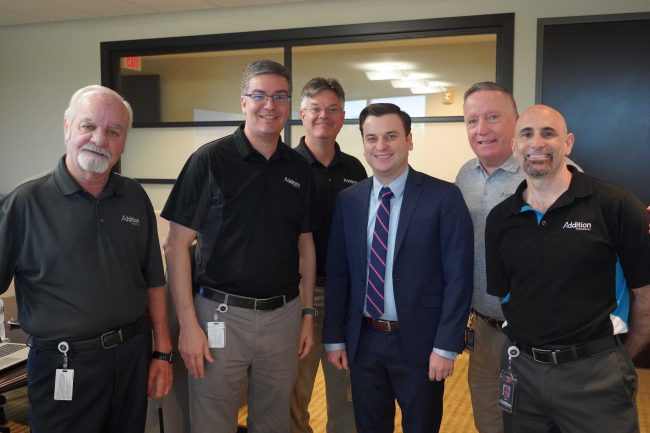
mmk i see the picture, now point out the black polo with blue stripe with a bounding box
[485,166,650,346]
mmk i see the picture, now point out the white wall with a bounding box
[1,0,648,197]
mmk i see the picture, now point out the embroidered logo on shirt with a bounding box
[121,215,141,226]
[343,178,358,185]
[284,177,301,189]
[562,221,591,231]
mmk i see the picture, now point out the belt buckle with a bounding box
[101,329,124,349]
[531,348,557,364]
[375,319,392,331]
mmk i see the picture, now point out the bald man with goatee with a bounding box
[485,104,650,433]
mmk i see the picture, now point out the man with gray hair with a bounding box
[291,77,366,433]
[455,82,522,433]
[0,85,173,433]
[162,60,317,433]
[457,82,588,433]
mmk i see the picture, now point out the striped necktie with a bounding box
[366,186,393,319]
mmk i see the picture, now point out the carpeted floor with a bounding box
[4,353,650,432]
[238,351,647,433]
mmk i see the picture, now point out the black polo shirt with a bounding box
[162,125,317,298]
[0,157,165,340]
[294,137,367,279]
[486,167,650,346]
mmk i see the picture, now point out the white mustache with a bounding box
[81,143,111,159]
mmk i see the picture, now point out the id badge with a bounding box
[497,369,517,414]
[465,312,475,351]
[465,327,475,351]
[54,369,74,401]
[207,321,226,349]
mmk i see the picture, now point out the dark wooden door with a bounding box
[538,13,650,367]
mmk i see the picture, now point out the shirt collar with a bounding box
[53,155,122,198]
[372,166,408,200]
[295,136,342,167]
[234,124,290,162]
[474,154,520,176]
[507,165,591,215]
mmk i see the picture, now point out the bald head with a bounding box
[515,105,568,137]
[512,104,574,179]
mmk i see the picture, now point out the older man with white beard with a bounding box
[0,85,172,433]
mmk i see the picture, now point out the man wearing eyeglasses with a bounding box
[162,59,318,433]
[291,78,367,433]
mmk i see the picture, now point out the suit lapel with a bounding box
[394,168,422,259]
[355,179,373,267]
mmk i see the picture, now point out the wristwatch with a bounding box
[151,351,174,363]
[302,307,318,317]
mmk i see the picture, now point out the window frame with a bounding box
[101,13,514,182]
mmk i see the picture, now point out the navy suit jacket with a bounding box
[323,168,473,367]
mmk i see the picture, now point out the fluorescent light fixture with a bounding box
[404,72,434,80]
[390,79,426,88]
[411,86,444,94]
[426,80,451,88]
[365,70,405,80]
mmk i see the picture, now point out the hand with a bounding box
[297,315,314,360]
[178,322,214,378]
[327,349,349,371]
[147,359,173,399]
[428,352,454,382]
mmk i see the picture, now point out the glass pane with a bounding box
[121,126,240,179]
[292,35,496,118]
[290,122,475,183]
[118,48,283,123]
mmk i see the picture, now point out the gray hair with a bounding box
[463,81,518,114]
[241,60,292,95]
[299,77,345,108]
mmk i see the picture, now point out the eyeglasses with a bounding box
[301,106,343,115]
[244,93,291,103]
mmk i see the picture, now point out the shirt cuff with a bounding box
[432,347,458,360]
[324,343,346,352]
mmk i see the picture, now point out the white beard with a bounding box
[76,143,112,174]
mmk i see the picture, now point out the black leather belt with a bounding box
[472,308,504,330]
[519,336,617,365]
[32,317,146,353]
[315,276,327,287]
[198,286,298,311]
[362,316,400,331]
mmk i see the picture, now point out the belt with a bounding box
[315,276,327,287]
[472,308,504,330]
[198,286,298,311]
[519,336,617,365]
[32,317,146,353]
[362,316,400,331]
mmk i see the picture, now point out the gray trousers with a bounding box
[502,337,639,433]
[290,302,356,433]
[190,294,301,433]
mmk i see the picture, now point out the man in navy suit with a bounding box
[323,103,473,433]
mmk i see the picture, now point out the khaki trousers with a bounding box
[290,303,356,433]
[468,312,507,433]
[189,294,301,433]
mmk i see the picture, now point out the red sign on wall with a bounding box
[122,56,142,71]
